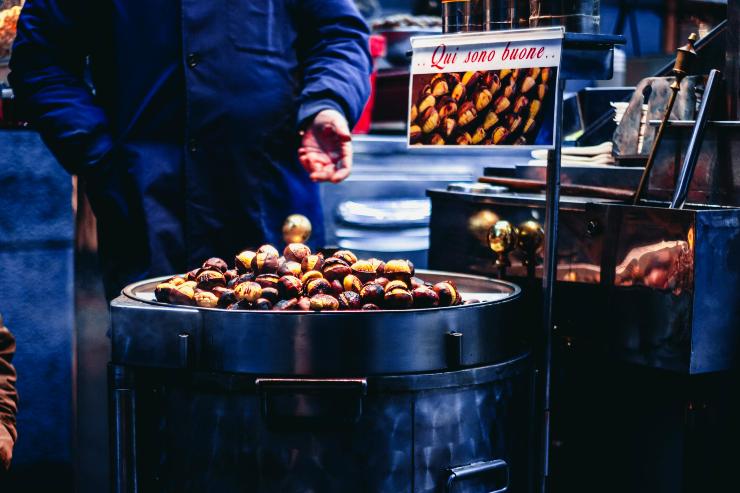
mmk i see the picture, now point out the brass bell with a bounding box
[488,220,518,278]
[518,220,544,278]
[282,214,312,244]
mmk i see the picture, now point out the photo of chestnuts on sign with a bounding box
[153,244,473,312]
[408,67,557,146]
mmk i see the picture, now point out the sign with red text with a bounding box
[408,27,563,148]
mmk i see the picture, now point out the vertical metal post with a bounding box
[110,366,138,493]
[539,77,565,493]
[726,0,740,119]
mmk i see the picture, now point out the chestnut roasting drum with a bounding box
[110,244,532,492]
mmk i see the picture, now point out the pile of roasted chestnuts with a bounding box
[154,244,468,311]
[409,67,554,146]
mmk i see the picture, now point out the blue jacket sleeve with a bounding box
[292,0,372,128]
[8,0,114,177]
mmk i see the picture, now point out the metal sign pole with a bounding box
[538,77,565,493]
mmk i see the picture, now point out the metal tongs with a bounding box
[633,32,723,208]
[633,33,698,205]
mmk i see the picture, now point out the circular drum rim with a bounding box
[122,269,522,315]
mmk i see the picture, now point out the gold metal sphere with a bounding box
[517,220,545,253]
[282,214,312,244]
[488,220,518,255]
[468,210,500,246]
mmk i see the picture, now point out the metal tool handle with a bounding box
[256,378,367,429]
[446,459,509,493]
[112,388,138,493]
[670,69,721,208]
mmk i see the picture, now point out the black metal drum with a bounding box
[110,271,532,493]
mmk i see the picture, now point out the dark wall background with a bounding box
[0,130,74,492]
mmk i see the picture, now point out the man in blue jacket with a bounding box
[10,0,371,299]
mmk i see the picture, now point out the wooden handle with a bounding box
[478,176,634,201]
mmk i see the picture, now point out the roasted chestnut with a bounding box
[196,269,226,290]
[333,250,358,265]
[305,277,333,297]
[154,282,177,302]
[338,291,362,310]
[483,110,499,131]
[430,133,446,145]
[283,243,311,263]
[431,77,449,97]
[437,97,458,120]
[507,114,523,134]
[433,281,462,306]
[349,261,375,284]
[234,250,257,274]
[470,126,486,145]
[513,95,529,114]
[226,300,251,311]
[410,104,419,123]
[251,251,279,275]
[296,297,312,311]
[362,303,381,310]
[253,298,273,310]
[168,276,187,287]
[223,269,238,283]
[420,106,440,134]
[330,279,344,297]
[278,261,303,278]
[412,286,440,308]
[374,277,390,288]
[410,277,426,290]
[450,82,466,103]
[367,258,386,274]
[301,254,324,273]
[170,284,196,306]
[186,268,200,281]
[457,101,477,127]
[521,76,536,94]
[194,290,219,308]
[228,272,255,289]
[215,288,238,308]
[278,275,303,299]
[494,96,510,114]
[473,87,493,112]
[255,274,280,290]
[309,294,340,311]
[260,287,280,304]
[456,132,472,145]
[342,274,363,293]
[322,260,352,282]
[385,279,410,292]
[360,283,385,306]
[536,83,547,101]
[417,93,436,114]
[383,259,413,283]
[523,118,537,135]
[257,244,280,257]
[442,118,457,138]
[461,70,480,91]
[384,288,414,309]
[410,125,422,144]
[273,298,298,311]
[491,126,510,145]
[234,281,262,303]
[529,99,541,120]
[300,270,323,285]
[202,257,228,273]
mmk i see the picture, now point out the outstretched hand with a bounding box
[298,109,353,183]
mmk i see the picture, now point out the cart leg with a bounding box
[109,365,138,493]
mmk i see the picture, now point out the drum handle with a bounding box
[446,459,509,493]
[256,378,367,429]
